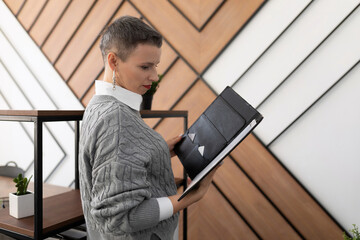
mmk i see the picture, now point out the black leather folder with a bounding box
[174,86,263,201]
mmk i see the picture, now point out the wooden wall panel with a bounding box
[29,0,70,46]
[17,0,46,31]
[54,0,122,80]
[214,157,300,239]
[6,0,345,238]
[152,59,197,110]
[67,37,103,98]
[41,0,96,62]
[131,0,264,72]
[169,0,224,29]
[230,135,343,239]
[157,41,178,75]
[81,83,95,107]
[3,0,24,15]
[191,185,258,240]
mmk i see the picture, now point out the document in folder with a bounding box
[174,86,263,201]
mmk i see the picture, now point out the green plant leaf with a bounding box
[343,224,360,240]
[13,173,32,196]
[24,175,32,194]
[143,74,163,96]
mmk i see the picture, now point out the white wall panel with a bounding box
[233,0,359,107]
[0,61,35,138]
[40,124,65,181]
[203,0,311,93]
[270,63,360,231]
[0,2,83,110]
[43,122,77,186]
[202,0,360,231]
[254,5,360,145]
[0,31,53,109]
[0,62,33,170]
[0,34,66,182]
[0,62,32,110]
[0,1,84,187]
[0,120,33,172]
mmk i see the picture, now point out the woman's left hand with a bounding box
[166,135,182,157]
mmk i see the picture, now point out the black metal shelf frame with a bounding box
[0,112,84,240]
[0,110,188,240]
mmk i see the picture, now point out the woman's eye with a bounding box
[141,66,149,70]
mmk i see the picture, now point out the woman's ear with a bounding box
[107,52,117,71]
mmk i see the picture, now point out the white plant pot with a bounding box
[9,191,34,219]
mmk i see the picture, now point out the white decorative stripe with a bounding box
[198,146,204,157]
[0,1,83,187]
[188,133,195,142]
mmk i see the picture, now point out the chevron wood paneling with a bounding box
[17,0,46,31]
[213,157,300,239]
[169,0,224,30]
[3,0,23,15]
[131,0,264,73]
[3,0,345,239]
[41,0,96,63]
[189,185,258,239]
[152,59,197,111]
[54,0,122,80]
[29,0,71,46]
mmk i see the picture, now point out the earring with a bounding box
[112,69,116,90]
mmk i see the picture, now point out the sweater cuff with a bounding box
[129,198,160,230]
[156,197,173,221]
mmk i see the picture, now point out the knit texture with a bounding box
[79,95,179,240]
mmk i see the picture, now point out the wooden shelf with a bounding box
[0,110,84,117]
[0,190,84,238]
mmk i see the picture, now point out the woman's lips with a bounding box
[143,85,151,90]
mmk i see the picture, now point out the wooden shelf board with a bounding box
[0,110,84,117]
[0,190,84,238]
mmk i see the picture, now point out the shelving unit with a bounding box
[0,110,84,240]
[0,109,188,240]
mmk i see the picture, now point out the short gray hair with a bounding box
[100,16,162,62]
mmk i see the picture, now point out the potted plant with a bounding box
[343,224,360,240]
[9,173,33,218]
[141,74,163,110]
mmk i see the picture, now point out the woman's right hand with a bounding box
[169,164,221,214]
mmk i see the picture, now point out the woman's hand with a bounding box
[168,164,221,214]
[166,135,182,157]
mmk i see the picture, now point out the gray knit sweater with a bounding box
[79,95,179,240]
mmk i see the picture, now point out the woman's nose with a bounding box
[149,70,159,82]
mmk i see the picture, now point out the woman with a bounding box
[79,16,218,240]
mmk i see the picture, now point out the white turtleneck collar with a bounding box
[95,80,142,111]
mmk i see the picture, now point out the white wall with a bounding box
[0,1,83,187]
[204,0,360,233]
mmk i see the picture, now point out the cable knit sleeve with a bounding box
[85,104,160,235]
